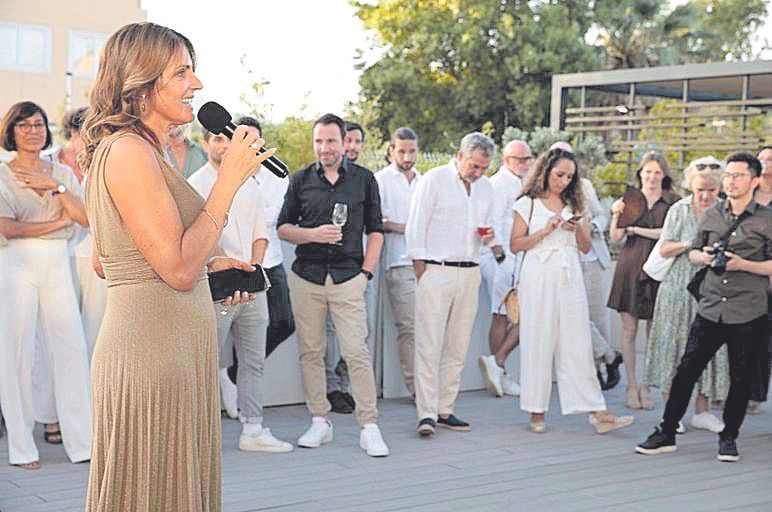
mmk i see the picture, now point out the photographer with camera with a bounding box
[636,153,772,462]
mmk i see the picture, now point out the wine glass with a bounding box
[331,203,348,245]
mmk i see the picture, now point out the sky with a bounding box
[142,0,376,122]
[142,0,771,122]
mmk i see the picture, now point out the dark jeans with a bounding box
[662,314,768,440]
[265,264,295,357]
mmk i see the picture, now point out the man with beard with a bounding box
[277,113,389,457]
[375,127,421,396]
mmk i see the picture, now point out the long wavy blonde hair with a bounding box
[79,22,195,171]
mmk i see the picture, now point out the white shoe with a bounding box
[239,427,294,453]
[297,418,333,448]
[676,421,686,434]
[219,369,238,419]
[501,374,520,396]
[690,412,724,434]
[359,424,389,457]
[478,355,503,397]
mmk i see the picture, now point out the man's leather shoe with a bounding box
[327,391,353,414]
[602,351,623,391]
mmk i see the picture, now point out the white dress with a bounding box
[514,197,606,414]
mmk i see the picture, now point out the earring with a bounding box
[139,95,147,113]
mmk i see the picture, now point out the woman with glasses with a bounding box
[607,152,680,410]
[0,101,92,469]
[644,158,727,432]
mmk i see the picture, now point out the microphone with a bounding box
[197,101,288,178]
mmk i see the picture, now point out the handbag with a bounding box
[208,263,271,302]
[686,208,750,301]
[501,198,534,324]
[642,238,674,282]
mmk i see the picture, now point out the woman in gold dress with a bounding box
[80,22,273,511]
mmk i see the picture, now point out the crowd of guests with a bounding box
[0,27,770,501]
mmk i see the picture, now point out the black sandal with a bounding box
[44,429,62,444]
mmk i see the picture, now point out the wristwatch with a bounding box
[361,269,374,281]
[51,183,67,196]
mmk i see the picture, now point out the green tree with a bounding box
[591,0,769,68]
[352,0,598,151]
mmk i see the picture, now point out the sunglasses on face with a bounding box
[695,163,721,171]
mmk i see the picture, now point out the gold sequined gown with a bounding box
[84,133,221,511]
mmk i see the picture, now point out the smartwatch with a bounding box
[361,269,374,281]
[52,183,67,196]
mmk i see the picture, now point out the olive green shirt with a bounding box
[691,199,772,324]
[166,138,208,179]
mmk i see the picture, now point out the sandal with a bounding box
[625,388,641,409]
[44,429,62,445]
[589,412,634,434]
[13,461,41,470]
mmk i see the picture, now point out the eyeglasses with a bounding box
[695,163,721,171]
[15,122,46,133]
[723,172,752,181]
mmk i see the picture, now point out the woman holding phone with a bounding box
[511,148,633,434]
[80,22,273,510]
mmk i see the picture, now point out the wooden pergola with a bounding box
[550,60,772,169]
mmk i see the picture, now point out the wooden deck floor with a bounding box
[2,383,771,511]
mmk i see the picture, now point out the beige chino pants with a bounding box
[414,264,481,421]
[288,271,377,426]
[385,266,416,394]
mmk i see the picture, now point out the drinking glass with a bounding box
[331,203,348,245]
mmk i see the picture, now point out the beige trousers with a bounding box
[288,271,377,426]
[385,266,416,394]
[414,265,481,421]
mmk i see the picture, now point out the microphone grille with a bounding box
[197,101,231,134]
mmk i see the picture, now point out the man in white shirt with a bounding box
[233,117,295,359]
[549,141,622,390]
[189,128,293,453]
[375,127,421,396]
[406,132,496,436]
[478,140,531,398]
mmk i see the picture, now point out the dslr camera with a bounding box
[709,239,732,274]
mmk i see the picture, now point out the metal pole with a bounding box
[626,82,635,178]
[680,79,689,169]
[579,86,586,143]
[740,75,749,132]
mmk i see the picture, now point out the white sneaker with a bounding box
[239,427,294,453]
[501,374,520,396]
[690,412,725,433]
[297,418,333,448]
[676,421,686,434]
[359,424,389,457]
[478,355,503,397]
[219,369,238,419]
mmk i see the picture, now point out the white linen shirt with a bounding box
[253,166,289,269]
[188,163,268,263]
[488,165,523,250]
[406,159,494,263]
[375,163,420,269]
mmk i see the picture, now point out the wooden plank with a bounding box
[565,105,646,114]
[566,109,762,123]
[665,97,772,108]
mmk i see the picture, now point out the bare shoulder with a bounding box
[104,134,164,190]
